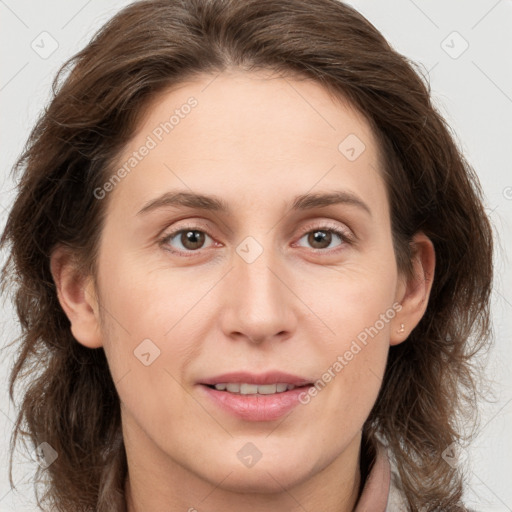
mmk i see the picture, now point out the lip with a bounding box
[197,371,314,422]
[198,383,313,422]
[199,371,312,387]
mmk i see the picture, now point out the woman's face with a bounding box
[63,69,423,502]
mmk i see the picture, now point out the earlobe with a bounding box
[390,232,435,346]
[50,246,103,348]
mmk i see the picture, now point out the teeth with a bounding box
[257,384,277,394]
[240,383,259,394]
[212,383,297,394]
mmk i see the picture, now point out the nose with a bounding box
[219,237,298,346]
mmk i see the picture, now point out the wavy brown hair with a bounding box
[1,0,493,510]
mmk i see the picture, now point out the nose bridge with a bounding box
[223,231,294,342]
[235,233,285,307]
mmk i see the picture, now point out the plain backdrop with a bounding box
[1,1,511,510]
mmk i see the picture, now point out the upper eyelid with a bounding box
[297,220,352,237]
[161,218,352,237]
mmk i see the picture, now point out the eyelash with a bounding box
[158,222,353,257]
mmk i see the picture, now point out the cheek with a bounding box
[296,263,397,420]
[98,247,203,337]
[96,261,202,442]
[298,258,398,344]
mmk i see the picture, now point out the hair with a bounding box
[0,0,493,510]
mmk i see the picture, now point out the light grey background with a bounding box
[1,1,511,510]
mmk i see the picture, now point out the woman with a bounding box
[1,0,492,510]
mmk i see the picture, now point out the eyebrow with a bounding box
[137,189,372,217]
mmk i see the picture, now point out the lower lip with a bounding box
[199,384,312,422]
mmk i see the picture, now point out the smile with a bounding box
[208,383,298,394]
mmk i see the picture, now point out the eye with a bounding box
[159,222,353,257]
[160,228,215,255]
[295,225,351,252]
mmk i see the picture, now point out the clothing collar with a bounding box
[354,441,393,512]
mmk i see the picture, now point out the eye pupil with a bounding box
[309,230,332,249]
[182,230,205,250]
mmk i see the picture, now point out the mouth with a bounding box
[203,382,311,395]
[198,372,315,421]
[199,371,313,392]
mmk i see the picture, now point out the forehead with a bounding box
[105,69,386,217]
[131,69,378,154]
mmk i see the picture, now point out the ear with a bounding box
[50,246,103,348]
[390,232,435,346]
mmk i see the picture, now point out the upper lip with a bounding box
[199,371,313,387]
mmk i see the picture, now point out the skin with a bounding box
[51,69,435,512]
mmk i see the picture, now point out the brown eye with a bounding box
[308,230,333,249]
[180,230,206,250]
[297,227,347,251]
[162,228,213,253]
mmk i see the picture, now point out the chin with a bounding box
[199,454,310,494]
[213,467,305,494]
